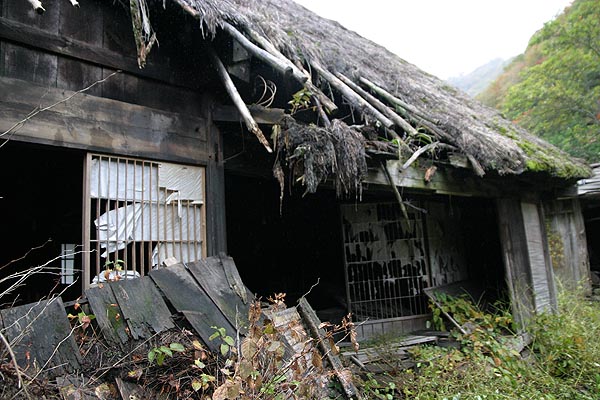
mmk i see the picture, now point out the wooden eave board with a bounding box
[0,298,81,378]
[110,277,175,340]
[86,284,130,346]
[149,264,235,352]
[187,258,250,332]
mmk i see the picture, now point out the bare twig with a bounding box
[0,71,121,148]
[0,239,52,271]
[0,331,31,399]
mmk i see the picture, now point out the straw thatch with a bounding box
[169,0,588,181]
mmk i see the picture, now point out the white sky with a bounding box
[294,0,572,79]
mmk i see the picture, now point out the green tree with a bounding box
[484,0,600,161]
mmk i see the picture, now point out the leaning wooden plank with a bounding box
[186,258,250,333]
[149,264,236,352]
[219,254,251,305]
[86,285,130,346]
[110,277,175,340]
[297,297,359,399]
[311,62,393,130]
[207,46,273,153]
[0,298,81,378]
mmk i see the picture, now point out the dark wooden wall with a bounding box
[0,0,229,255]
[0,0,213,164]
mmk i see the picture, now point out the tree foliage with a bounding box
[480,0,600,162]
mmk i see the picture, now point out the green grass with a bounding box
[360,289,600,399]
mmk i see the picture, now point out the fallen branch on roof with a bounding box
[467,153,486,177]
[27,0,45,14]
[337,72,418,139]
[222,22,307,84]
[380,161,412,231]
[208,46,273,153]
[358,77,455,142]
[229,23,338,114]
[311,62,394,130]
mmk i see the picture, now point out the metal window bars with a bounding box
[341,203,430,321]
[83,154,206,288]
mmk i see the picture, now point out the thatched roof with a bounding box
[166,0,588,181]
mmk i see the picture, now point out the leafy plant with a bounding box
[209,326,235,357]
[288,88,313,115]
[148,342,185,366]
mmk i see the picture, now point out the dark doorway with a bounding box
[225,174,347,321]
[0,142,84,305]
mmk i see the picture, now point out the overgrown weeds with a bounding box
[361,288,600,399]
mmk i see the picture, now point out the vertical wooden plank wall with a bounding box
[203,95,228,256]
[496,199,536,329]
[521,202,557,313]
[497,199,559,329]
[545,199,591,293]
[3,0,58,86]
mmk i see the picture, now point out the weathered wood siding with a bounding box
[497,199,557,329]
[0,0,210,163]
[544,198,591,293]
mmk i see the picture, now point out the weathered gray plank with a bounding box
[0,77,208,164]
[297,297,359,399]
[86,285,130,346]
[220,254,251,305]
[110,277,175,340]
[0,298,81,378]
[496,199,536,329]
[150,264,235,352]
[187,258,250,333]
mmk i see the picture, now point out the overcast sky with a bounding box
[294,0,572,79]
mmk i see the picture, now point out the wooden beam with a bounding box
[213,104,285,125]
[366,159,502,197]
[0,77,208,164]
[0,16,195,88]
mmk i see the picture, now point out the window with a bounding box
[83,154,206,287]
[60,243,76,285]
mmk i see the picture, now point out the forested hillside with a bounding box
[479,0,600,162]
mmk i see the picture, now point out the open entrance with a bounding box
[0,142,84,305]
[226,174,507,338]
[225,173,347,323]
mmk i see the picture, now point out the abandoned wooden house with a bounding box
[0,0,591,339]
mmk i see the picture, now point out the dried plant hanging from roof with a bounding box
[273,116,367,202]
[130,0,157,68]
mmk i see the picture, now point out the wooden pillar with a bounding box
[496,199,557,330]
[203,94,227,256]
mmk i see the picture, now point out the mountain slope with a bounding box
[447,58,510,97]
[478,0,600,162]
